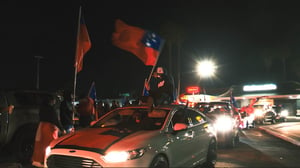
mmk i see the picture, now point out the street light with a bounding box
[196,59,216,78]
[34,56,43,90]
[195,59,217,100]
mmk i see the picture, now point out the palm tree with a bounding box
[159,21,185,100]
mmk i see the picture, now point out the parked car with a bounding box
[254,105,277,124]
[239,111,255,129]
[273,105,288,122]
[45,104,217,168]
[195,101,240,148]
[0,89,59,164]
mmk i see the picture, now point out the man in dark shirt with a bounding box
[145,67,175,106]
[60,91,74,133]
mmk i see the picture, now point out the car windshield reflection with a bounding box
[91,108,169,131]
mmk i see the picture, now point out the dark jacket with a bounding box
[39,103,64,132]
[60,100,73,126]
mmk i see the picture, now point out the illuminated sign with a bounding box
[243,84,277,92]
[186,86,201,94]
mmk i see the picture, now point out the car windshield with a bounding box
[197,103,231,116]
[91,107,170,131]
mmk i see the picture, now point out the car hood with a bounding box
[53,127,160,154]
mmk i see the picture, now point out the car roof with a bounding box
[196,101,230,105]
[119,104,187,109]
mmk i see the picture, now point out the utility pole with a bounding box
[34,56,43,90]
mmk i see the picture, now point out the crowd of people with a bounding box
[30,66,176,167]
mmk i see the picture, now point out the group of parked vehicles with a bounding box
[0,88,290,168]
[253,104,288,125]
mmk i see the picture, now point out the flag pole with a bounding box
[146,39,165,84]
[72,6,82,123]
[142,39,165,96]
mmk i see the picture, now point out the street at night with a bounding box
[2,1,300,168]
[1,120,300,168]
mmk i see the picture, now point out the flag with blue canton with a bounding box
[112,19,165,66]
[88,82,97,101]
[141,31,164,51]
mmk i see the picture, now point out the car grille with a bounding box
[47,155,102,168]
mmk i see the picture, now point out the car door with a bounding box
[186,109,211,164]
[168,108,195,167]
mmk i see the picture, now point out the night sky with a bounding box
[1,0,300,98]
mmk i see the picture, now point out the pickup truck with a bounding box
[0,89,57,164]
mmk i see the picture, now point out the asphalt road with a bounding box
[215,126,300,168]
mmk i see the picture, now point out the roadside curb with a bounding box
[258,126,300,147]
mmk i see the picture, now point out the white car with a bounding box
[45,104,217,168]
[195,101,240,148]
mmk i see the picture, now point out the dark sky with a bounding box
[1,0,300,98]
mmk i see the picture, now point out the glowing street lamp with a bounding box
[196,60,216,78]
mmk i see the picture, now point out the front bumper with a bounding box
[45,148,152,168]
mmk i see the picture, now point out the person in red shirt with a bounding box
[32,94,66,167]
[76,96,95,128]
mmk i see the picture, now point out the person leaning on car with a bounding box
[76,95,95,128]
[32,94,66,168]
[60,90,75,134]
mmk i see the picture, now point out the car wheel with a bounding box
[251,121,255,128]
[246,121,249,129]
[150,155,169,168]
[203,139,217,168]
[235,134,240,144]
[12,125,37,164]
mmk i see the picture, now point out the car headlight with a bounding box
[214,116,233,132]
[45,146,52,158]
[103,148,146,163]
[280,110,288,117]
[254,109,263,116]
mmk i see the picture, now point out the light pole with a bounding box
[34,56,43,90]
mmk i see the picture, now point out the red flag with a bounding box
[74,12,91,73]
[112,19,164,66]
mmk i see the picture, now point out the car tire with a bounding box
[202,139,217,168]
[227,135,235,148]
[246,121,249,129]
[251,121,255,128]
[150,155,169,168]
[12,124,37,164]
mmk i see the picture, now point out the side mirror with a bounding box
[173,123,188,131]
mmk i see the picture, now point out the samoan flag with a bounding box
[88,82,97,101]
[74,10,91,73]
[112,19,165,66]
